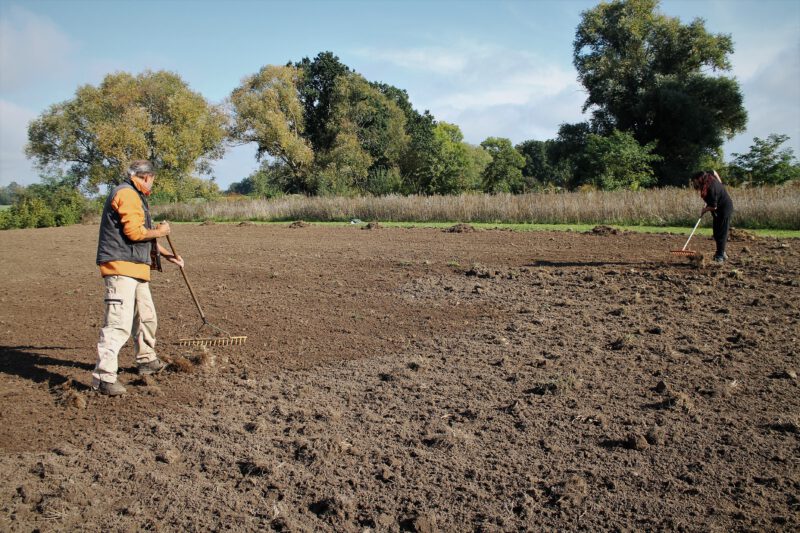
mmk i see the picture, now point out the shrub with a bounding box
[0,178,90,229]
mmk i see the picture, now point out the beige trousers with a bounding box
[92,275,158,384]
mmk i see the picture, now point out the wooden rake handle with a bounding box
[165,234,207,324]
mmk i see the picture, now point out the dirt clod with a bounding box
[288,220,310,228]
[170,355,195,373]
[645,427,666,446]
[549,475,588,507]
[626,433,650,451]
[729,228,758,241]
[589,225,625,236]
[443,223,476,233]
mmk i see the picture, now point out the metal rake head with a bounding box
[670,249,698,257]
[177,336,247,347]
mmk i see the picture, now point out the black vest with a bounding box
[96,181,153,266]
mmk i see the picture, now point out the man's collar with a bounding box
[130,176,152,196]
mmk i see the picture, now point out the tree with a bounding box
[372,82,440,193]
[328,74,409,172]
[480,137,526,193]
[26,70,227,193]
[229,65,314,184]
[548,122,593,188]
[426,122,472,195]
[227,161,289,197]
[314,73,410,193]
[294,52,352,154]
[463,143,492,192]
[573,0,747,185]
[516,140,556,189]
[0,182,24,205]
[315,130,374,195]
[728,134,800,185]
[582,130,660,190]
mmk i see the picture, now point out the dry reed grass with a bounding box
[153,185,800,230]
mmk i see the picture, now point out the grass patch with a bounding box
[174,220,799,239]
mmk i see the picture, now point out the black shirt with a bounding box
[703,180,733,213]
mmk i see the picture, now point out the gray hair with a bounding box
[127,159,155,178]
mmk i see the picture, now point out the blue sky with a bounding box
[1,0,798,189]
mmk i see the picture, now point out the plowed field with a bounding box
[1,223,798,531]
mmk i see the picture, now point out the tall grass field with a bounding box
[153,186,800,230]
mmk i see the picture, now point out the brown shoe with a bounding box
[137,358,166,376]
[94,381,127,396]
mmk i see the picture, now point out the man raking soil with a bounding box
[91,160,184,396]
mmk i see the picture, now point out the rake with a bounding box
[670,215,703,257]
[166,234,247,347]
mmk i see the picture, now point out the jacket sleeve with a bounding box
[111,188,149,241]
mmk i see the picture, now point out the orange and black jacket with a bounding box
[96,180,154,281]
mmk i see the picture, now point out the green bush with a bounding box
[0,179,90,229]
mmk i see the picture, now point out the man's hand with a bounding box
[156,221,171,237]
[166,254,184,268]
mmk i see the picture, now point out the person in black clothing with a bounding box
[690,170,734,263]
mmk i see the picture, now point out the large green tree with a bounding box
[547,122,594,189]
[573,0,747,185]
[229,64,314,191]
[26,70,227,195]
[328,74,409,172]
[425,122,473,195]
[480,137,526,193]
[294,51,351,154]
[516,139,558,189]
[582,129,660,190]
[372,82,439,194]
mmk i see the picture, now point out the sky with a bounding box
[1,0,798,190]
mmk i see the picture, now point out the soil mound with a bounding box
[362,221,382,230]
[200,220,216,226]
[237,221,255,227]
[729,228,758,241]
[444,223,476,233]
[288,220,310,228]
[588,225,623,235]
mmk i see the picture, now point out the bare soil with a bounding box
[0,224,798,531]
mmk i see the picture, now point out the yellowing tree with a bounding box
[26,70,227,194]
[229,65,314,178]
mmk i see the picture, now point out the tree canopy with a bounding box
[728,134,800,186]
[26,70,227,195]
[229,65,314,176]
[573,0,747,185]
[480,137,526,193]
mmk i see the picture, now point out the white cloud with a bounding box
[0,99,38,185]
[726,42,800,155]
[0,6,78,92]
[442,86,587,145]
[353,46,468,74]
[354,42,585,143]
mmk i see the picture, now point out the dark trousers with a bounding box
[712,209,731,258]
